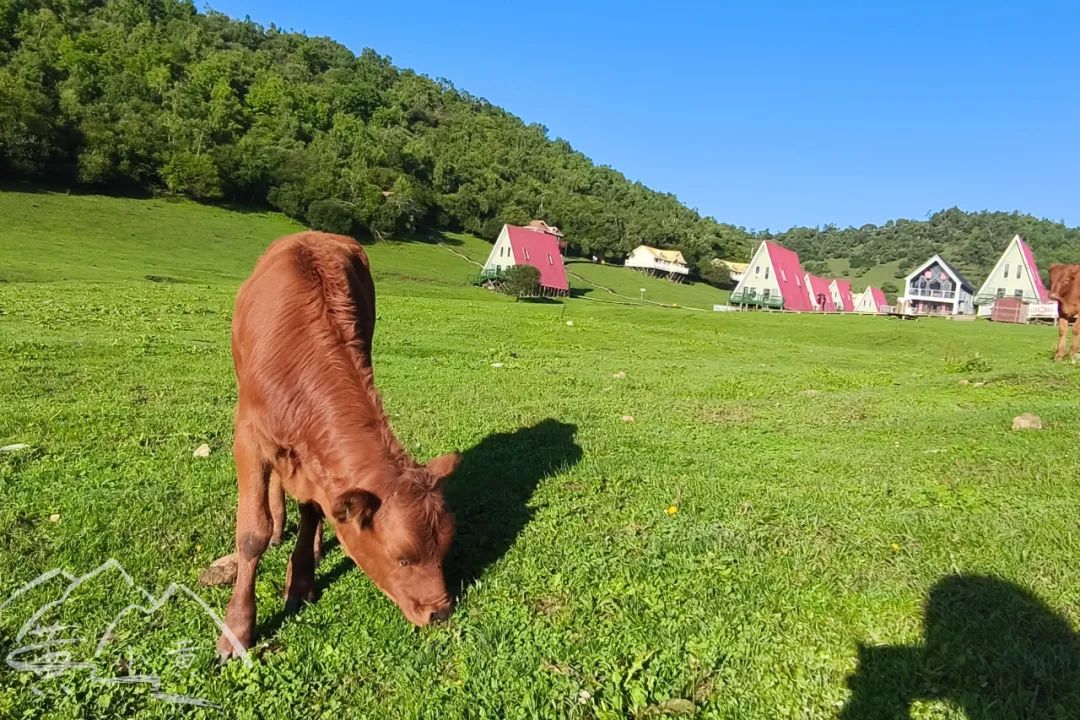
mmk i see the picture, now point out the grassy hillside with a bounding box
[824,258,905,293]
[2,190,1079,719]
[565,261,732,309]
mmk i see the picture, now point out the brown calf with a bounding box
[218,232,459,660]
[1049,264,1080,361]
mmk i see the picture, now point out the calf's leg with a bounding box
[312,508,324,562]
[268,469,286,545]
[284,501,323,613]
[1071,317,1080,362]
[217,428,272,661]
[1056,318,1069,360]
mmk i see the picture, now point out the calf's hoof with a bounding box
[216,629,252,663]
[284,585,320,614]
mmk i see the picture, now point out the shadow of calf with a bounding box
[841,574,1080,719]
[443,418,582,595]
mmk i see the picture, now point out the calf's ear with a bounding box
[331,489,380,527]
[425,453,461,488]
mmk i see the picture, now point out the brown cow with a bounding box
[217,231,459,660]
[1049,264,1080,361]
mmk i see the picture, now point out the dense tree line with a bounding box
[0,0,751,278]
[2,0,1078,286]
[766,208,1080,285]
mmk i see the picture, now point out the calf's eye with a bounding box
[399,559,410,567]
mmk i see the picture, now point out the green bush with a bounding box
[500,265,541,298]
[307,198,356,236]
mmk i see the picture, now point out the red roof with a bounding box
[1018,236,1049,301]
[806,274,836,312]
[764,241,813,311]
[506,225,569,291]
[832,279,855,312]
[867,286,888,310]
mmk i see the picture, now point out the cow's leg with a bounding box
[1071,317,1080,363]
[1056,318,1069,360]
[284,501,323,613]
[268,469,286,546]
[217,427,272,661]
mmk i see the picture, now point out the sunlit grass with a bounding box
[1,189,1079,719]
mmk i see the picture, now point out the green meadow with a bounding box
[2,188,1079,719]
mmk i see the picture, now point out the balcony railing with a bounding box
[974,293,1039,305]
[469,269,504,285]
[907,287,956,300]
[730,291,783,309]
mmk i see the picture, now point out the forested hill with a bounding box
[2,1,1078,287]
[766,208,1080,286]
[0,0,751,275]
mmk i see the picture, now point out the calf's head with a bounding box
[331,453,459,626]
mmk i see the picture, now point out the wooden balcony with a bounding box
[907,286,956,300]
[730,291,783,309]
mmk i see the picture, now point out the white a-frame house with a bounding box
[973,234,1050,315]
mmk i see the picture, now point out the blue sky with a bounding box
[206,1,1079,232]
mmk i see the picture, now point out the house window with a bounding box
[780,269,787,282]
[748,287,757,297]
[755,265,760,276]
[1016,265,1022,279]
[795,275,801,287]
[524,249,530,261]
[1014,289,1024,299]
[547,253,553,265]
[1003,263,1009,277]
[762,289,771,301]
[496,265,502,273]
[996,288,1006,298]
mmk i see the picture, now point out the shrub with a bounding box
[501,265,541,298]
[306,198,356,236]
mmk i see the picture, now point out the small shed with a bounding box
[990,296,1027,324]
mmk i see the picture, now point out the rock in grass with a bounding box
[643,698,696,716]
[621,415,635,423]
[957,379,970,386]
[0,443,30,453]
[199,553,237,587]
[491,362,504,368]
[193,443,212,458]
[800,389,820,398]
[613,371,626,379]
[1012,413,1043,431]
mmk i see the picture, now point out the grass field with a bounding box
[2,188,1080,719]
